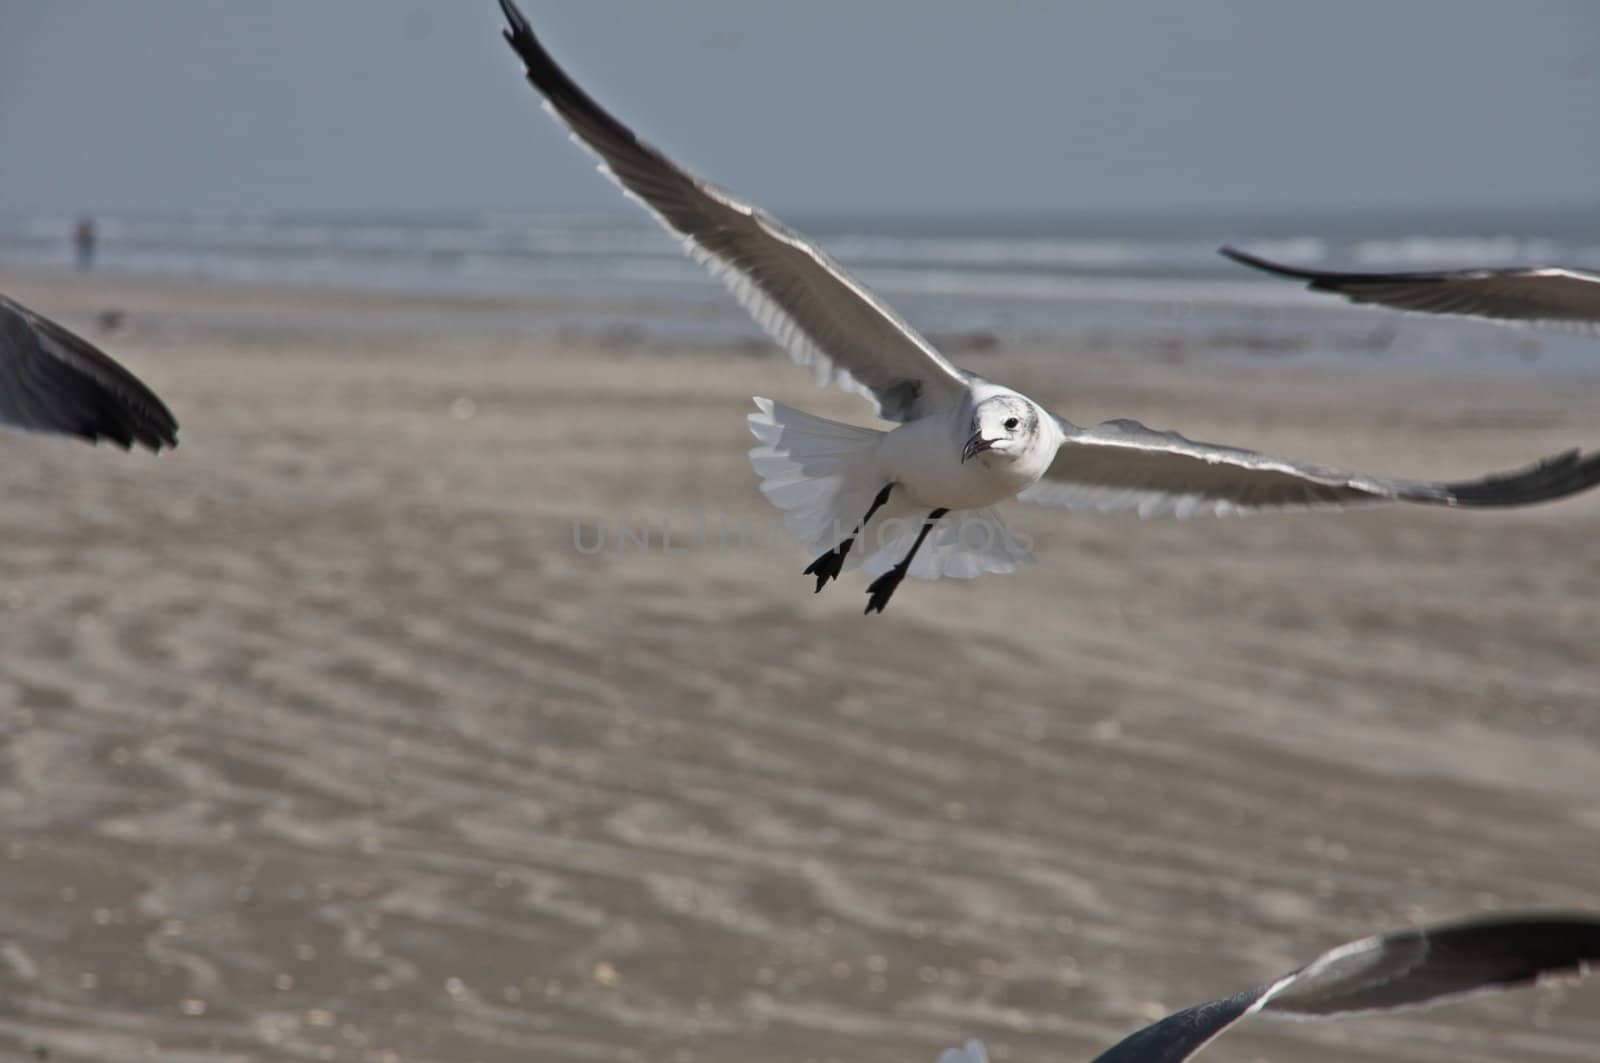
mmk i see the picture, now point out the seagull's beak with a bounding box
[961,432,996,463]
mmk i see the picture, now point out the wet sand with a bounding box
[0,269,1597,1063]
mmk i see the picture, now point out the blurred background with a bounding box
[4,0,1600,365]
[1,3,1598,1063]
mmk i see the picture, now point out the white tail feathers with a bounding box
[747,398,1034,581]
[748,397,886,556]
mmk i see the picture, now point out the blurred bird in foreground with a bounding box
[0,293,177,451]
[943,911,1600,1063]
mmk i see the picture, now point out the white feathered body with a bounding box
[876,393,1060,510]
[748,393,1053,581]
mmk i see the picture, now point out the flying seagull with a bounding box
[497,1,1600,613]
[1221,246,1600,332]
[941,910,1600,1063]
[0,294,178,451]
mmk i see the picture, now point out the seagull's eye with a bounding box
[1003,417,1020,431]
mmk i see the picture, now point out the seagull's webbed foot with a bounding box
[862,507,946,616]
[863,565,909,614]
[804,542,852,592]
[804,483,895,594]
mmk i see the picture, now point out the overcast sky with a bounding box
[2,1,1597,217]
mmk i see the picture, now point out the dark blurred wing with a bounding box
[496,0,970,422]
[1087,912,1600,1063]
[0,295,178,451]
[1262,912,1600,1016]
[1019,415,1600,516]
[1222,246,1600,332]
[1088,988,1266,1063]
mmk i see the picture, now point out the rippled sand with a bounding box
[0,271,1597,1063]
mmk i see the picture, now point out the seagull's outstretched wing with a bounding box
[496,0,970,422]
[0,294,178,451]
[941,912,1600,1063]
[1088,912,1600,1063]
[1019,415,1600,516]
[1221,246,1600,333]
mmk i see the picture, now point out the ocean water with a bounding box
[3,205,1598,369]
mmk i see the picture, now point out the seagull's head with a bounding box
[962,395,1042,465]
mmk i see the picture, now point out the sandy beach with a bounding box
[0,267,1596,1063]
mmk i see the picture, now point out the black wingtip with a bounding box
[1218,245,1323,282]
[79,401,178,454]
[497,0,537,60]
[137,395,181,452]
[498,0,530,39]
[95,373,180,453]
[491,0,644,157]
[1443,448,1600,507]
[143,425,179,453]
[1220,245,1482,296]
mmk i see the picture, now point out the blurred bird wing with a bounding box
[1085,912,1600,1063]
[0,294,178,450]
[1222,247,1600,333]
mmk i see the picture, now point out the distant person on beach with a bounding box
[74,216,97,271]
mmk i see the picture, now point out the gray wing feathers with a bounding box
[1021,415,1600,516]
[500,1,967,421]
[0,295,178,451]
[1329,270,1600,329]
[1221,247,1600,332]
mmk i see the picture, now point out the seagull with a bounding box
[1,293,178,451]
[497,1,1600,613]
[1221,246,1600,332]
[940,910,1600,1063]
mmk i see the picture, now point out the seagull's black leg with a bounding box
[864,508,947,614]
[804,483,894,592]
